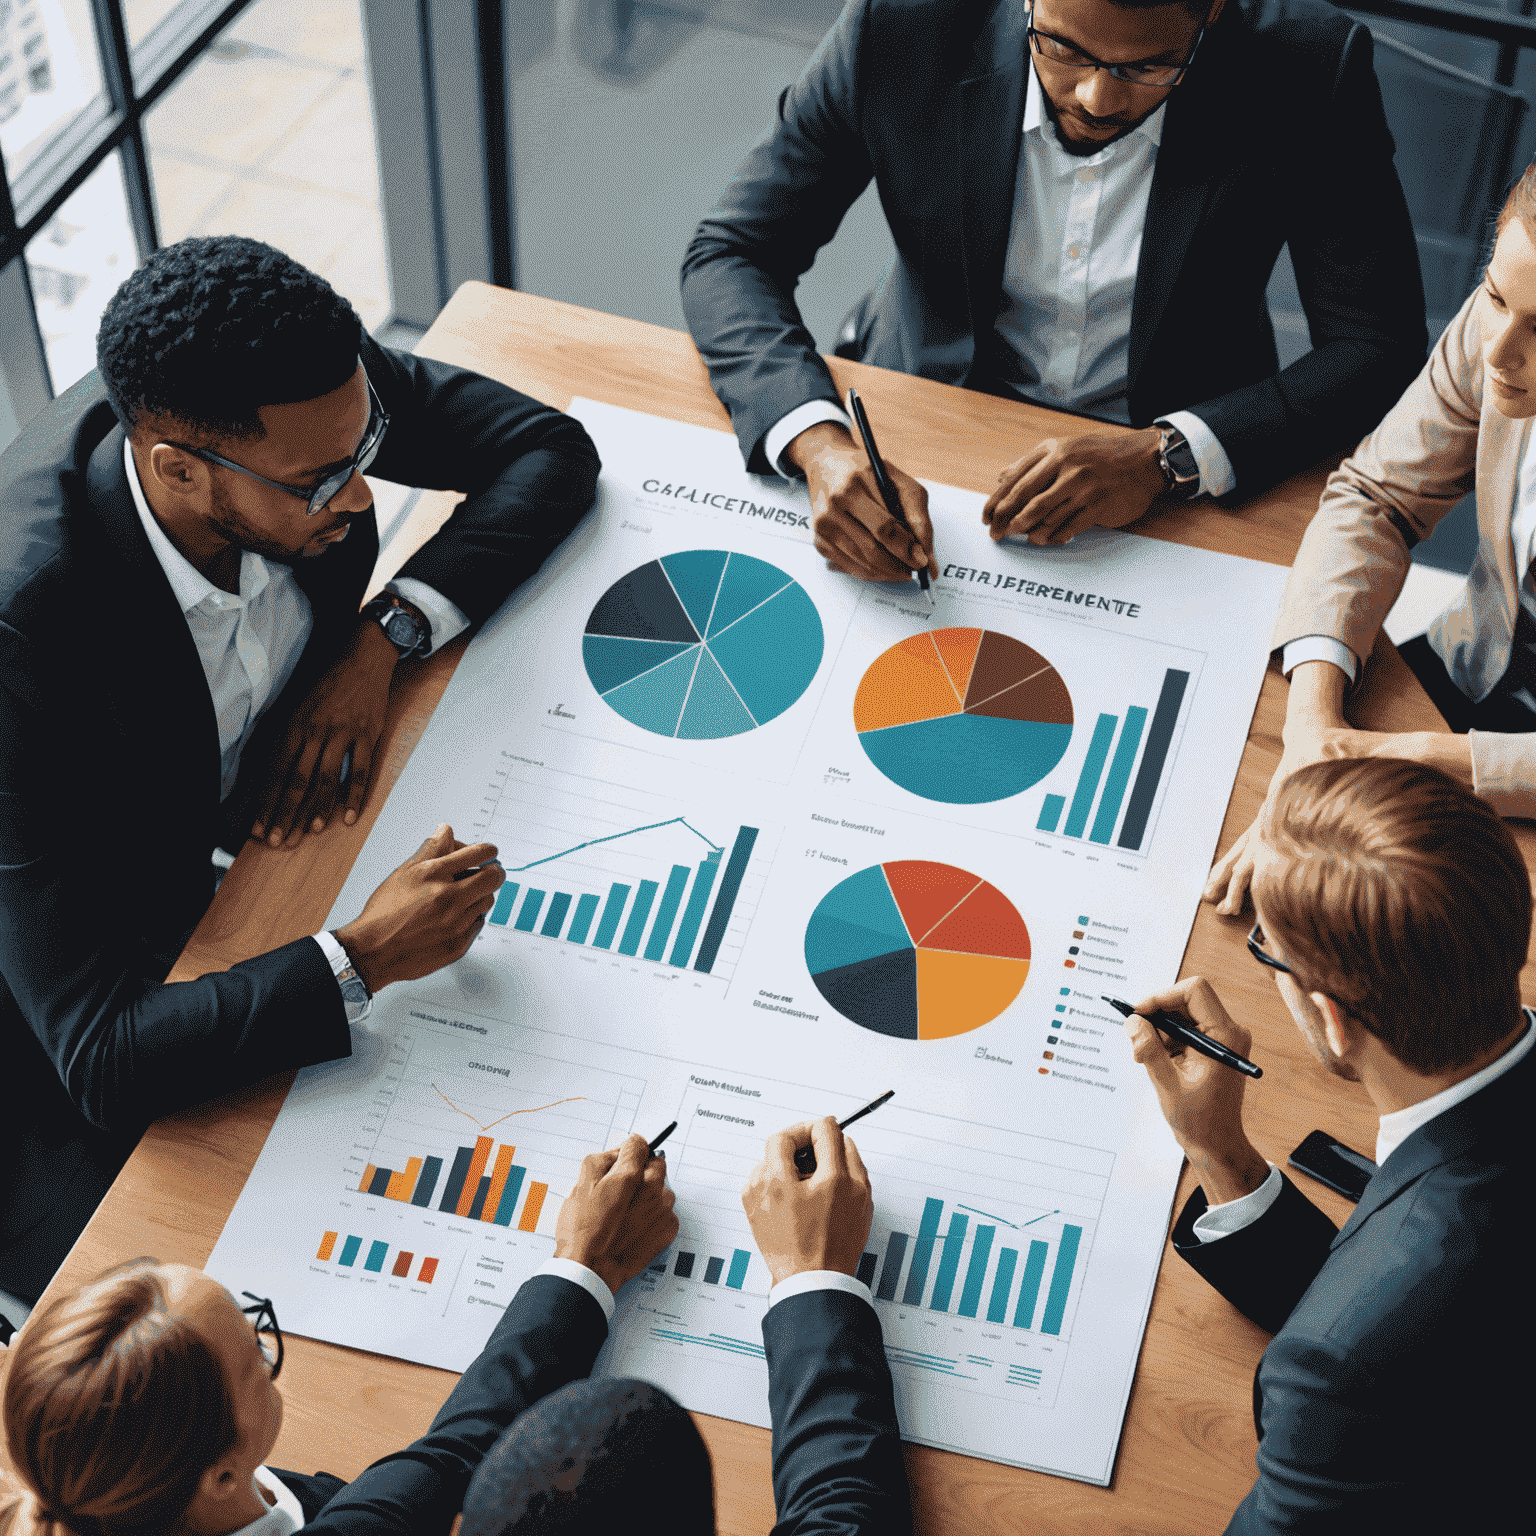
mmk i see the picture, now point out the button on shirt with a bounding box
[764,64,1237,498]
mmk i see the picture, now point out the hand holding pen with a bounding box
[847,389,935,605]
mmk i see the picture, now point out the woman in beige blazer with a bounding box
[1209,162,1536,912]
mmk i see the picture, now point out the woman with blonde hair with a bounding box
[1208,158,1536,912]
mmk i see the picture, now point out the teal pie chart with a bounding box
[582,550,825,739]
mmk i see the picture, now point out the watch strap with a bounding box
[363,593,430,659]
[1157,426,1202,500]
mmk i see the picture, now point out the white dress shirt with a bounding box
[764,64,1236,499]
[227,1466,304,1536]
[1193,1011,1533,1243]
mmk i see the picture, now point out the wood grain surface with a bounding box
[5,284,1529,1536]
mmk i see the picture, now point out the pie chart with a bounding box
[854,628,1073,803]
[805,860,1031,1039]
[583,550,824,739]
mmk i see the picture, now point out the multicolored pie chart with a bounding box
[583,550,824,739]
[805,860,1031,1040]
[854,627,1074,803]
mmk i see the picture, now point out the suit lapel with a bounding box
[957,9,1029,383]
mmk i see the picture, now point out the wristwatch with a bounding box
[330,937,374,1023]
[363,592,430,659]
[1156,425,1202,500]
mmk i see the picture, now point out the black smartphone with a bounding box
[1288,1129,1377,1202]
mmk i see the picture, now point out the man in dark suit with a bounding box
[0,236,600,1302]
[681,0,1424,583]
[1124,756,1528,1532]
[449,1117,909,1536]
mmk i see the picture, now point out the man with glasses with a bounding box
[0,235,600,1306]
[681,0,1424,582]
[1123,756,1528,1530]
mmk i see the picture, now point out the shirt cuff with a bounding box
[385,577,470,655]
[1189,1163,1283,1244]
[767,1269,874,1310]
[764,401,854,480]
[1281,635,1358,686]
[534,1258,615,1322]
[1158,411,1236,499]
[311,930,372,1024]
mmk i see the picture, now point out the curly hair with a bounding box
[95,235,362,440]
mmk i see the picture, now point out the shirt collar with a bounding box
[1023,59,1166,149]
[1375,1010,1534,1167]
[123,436,268,612]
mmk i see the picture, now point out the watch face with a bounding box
[1167,441,1199,481]
[383,607,425,651]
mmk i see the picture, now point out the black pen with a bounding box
[1102,996,1263,1079]
[647,1121,677,1155]
[794,1089,895,1174]
[846,387,934,604]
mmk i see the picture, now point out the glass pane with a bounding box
[124,0,187,53]
[25,151,135,392]
[1,0,107,186]
[144,0,389,329]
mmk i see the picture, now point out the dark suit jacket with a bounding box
[763,1290,910,1536]
[1174,1035,1529,1533]
[0,339,599,1297]
[681,0,1426,497]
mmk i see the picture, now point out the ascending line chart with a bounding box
[854,628,1073,804]
[583,550,824,739]
[805,861,1030,1039]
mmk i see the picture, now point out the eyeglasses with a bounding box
[1027,2,1207,87]
[240,1291,284,1379]
[166,366,389,517]
[1246,922,1294,976]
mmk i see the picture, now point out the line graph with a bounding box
[432,1085,589,1134]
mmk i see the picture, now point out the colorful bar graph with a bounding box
[593,883,630,948]
[489,881,519,925]
[875,1231,908,1302]
[856,1251,878,1287]
[1117,669,1190,850]
[674,1251,696,1279]
[958,1225,995,1318]
[617,879,659,956]
[568,892,600,945]
[1014,1239,1050,1328]
[493,1165,527,1227]
[317,1231,338,1262]
[725,1249,751,1289]
[364,1240,389,1273]
[513,888,546,932]
[703,1256,724,1285]
[669,850,721,967]
[1090,706,1148,844]
[693,826,759,973]
[929,1213,969,1311]
[987,1247,1018,1324]
[391,1250,413,1278]
[1041,1224,1082,1334]
[517,1182,548,1232]
[339,1235,362,1267]
[1037,793,1066,833]
[484,1145,516,1222]
[455,1136,494,1218]
[418,1257,438,1284]
[903,1198,945,1305]
[644,864,692,962]
[1065,713,1117,837]
[411,1155,443,1207]
[386,1157,422,1202]
[539,891,572,938]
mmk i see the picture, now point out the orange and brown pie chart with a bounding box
[805,860,1031,1039]
[854,627,1073,803]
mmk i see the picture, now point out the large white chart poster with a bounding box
[208,401,1287,1484]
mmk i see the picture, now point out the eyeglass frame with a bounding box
[240,1291,285,1379]
[163,366,389,517]
[1026,0,1208,87]
[1246,921,1294,976]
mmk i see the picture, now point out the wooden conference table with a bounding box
[8,286,1535,1536]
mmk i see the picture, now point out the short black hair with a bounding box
[96,235,362,440]
[460,1379,715,1536]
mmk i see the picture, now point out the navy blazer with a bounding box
[0,341,599,1296]
[280,1280,903,1535]
[1174,1033,1529,1533]
[681,0,1426,497]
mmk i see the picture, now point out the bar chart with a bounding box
[1034,663,1197,857]
[650,1243,758,1292]
[475,761,772,983]
[316,1231,439,1285]
[345,1017,646,1241]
